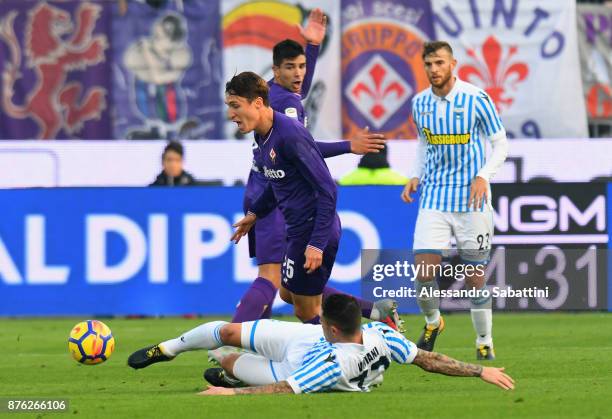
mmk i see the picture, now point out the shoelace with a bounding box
[478,346,488,357]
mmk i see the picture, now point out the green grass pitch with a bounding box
[1,313,610,419]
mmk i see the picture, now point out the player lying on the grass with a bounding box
[128,294,515,395]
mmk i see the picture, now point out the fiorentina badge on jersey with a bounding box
[269,148,276,164]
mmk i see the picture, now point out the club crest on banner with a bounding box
[432,0,588,138]
[341,0,435,140]
[458,36,529,113]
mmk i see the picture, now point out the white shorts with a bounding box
[413,208,493,263]
[236,320,323,385]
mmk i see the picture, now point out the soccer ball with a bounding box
[68,320,115,365]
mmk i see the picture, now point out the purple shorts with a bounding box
[247,208,286,265]
[281,218,341,296]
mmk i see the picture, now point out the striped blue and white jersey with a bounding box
[411,78,506,212]
[286,322,418,393]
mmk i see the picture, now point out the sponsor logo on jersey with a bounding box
[263,166,285,179]
[422,127,471,145]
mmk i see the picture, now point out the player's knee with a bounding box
[219,324,240,345]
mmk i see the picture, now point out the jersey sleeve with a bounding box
[286,347,342,394]
[474,91,508,182]
[409,135,428,179]
[409,97,428,179]
[474,91,505,138]
[367,322,418,365]
[276,94,303,121]
[301,43,320,99]
[316,140,351,158]
[283,126,338,252]
[247,182,278,219]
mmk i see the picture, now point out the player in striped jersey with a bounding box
[127,294,515,395]
[401,41,509,359]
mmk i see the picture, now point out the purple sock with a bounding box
[322,286,374,319]
[303,315,320,325]
[232,277,277,323]
[261,299,274,319]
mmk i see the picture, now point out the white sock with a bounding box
[470,309,492,346]
[424,309,440,327]
[160,321,227,357]
[416,280,440,326]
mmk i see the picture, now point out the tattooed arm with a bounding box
[198,381,294,396]
[413,349,483,376]
[413,349,515,390]
[234,381,293,395]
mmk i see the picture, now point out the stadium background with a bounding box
[0,0,611,318]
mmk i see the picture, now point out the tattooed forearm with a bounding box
[413,349,483,377]
[233,381,294,395]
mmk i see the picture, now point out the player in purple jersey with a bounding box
[234,9,399,332]
[226,71,395,328]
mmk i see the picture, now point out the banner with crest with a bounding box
[112,0,223,140]
[0,0,112,139]
[431,0,587,139]
[341,0,436,140]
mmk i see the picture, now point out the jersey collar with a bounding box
[433,76,461,102]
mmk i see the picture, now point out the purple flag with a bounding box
[0,0,112,139]
[112,0,223,140]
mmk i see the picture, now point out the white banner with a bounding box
[431,0,588,139]
[221,0,341,140]
[0,139,610,188]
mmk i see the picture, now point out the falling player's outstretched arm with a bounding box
[413,349,515,390]
[199,381,294,396]
[468,91,509,210]
[231,183,277,244]
[372,322,514,390]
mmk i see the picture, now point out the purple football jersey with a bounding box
[248,112,340,252]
